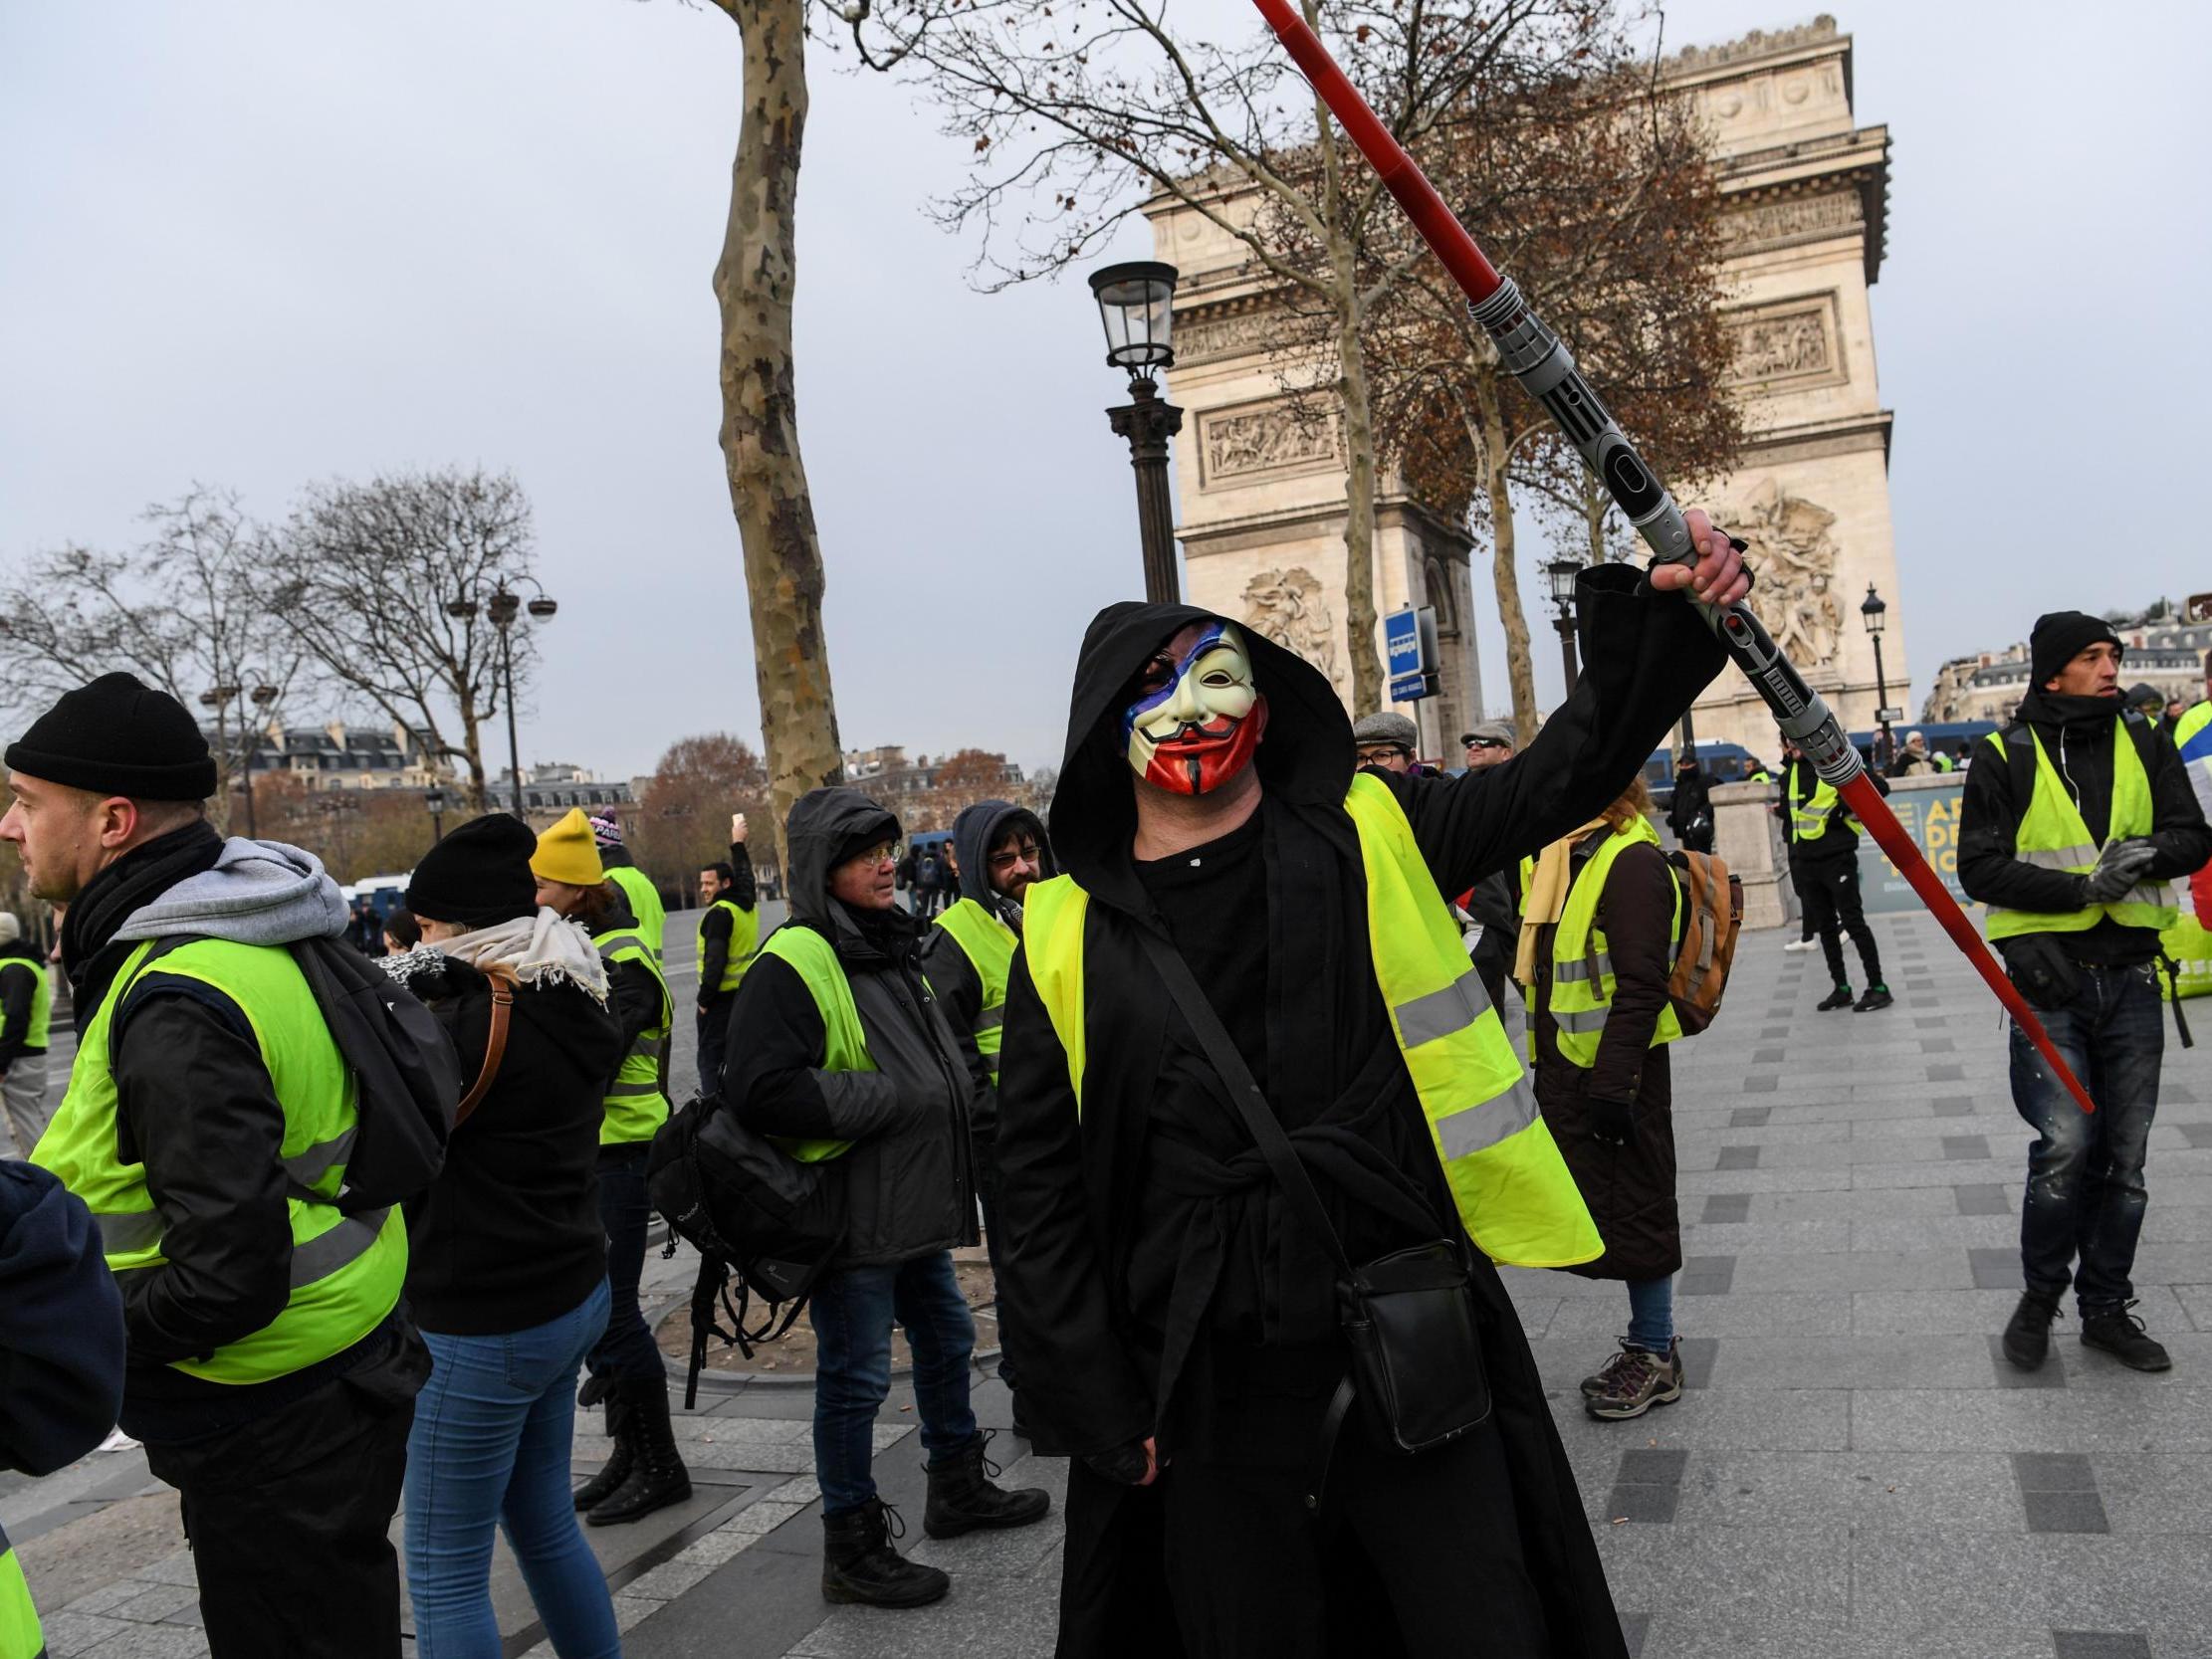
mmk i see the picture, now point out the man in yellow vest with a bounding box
[695,811,761,1093]
[1779,730,1894,1011]
[3,674,430,1656]
[1962,613,2211,1374]
[995,512,1750,1658]
[1,1158,125,1659]
[0,913,52,1157]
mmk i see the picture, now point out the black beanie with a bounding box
[406,814,541,928]
[2029,612,2122,691]
[5,672,217,801]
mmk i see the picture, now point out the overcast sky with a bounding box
[3,1,2205,783]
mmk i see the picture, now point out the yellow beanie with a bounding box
[531,807,605,888]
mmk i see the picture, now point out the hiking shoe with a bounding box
[2080,1303,2172,1371]
[1855,986,1895,1012]
[1783,936,1818,953]
[1816,985,1855,1012]
[822,1500,951,1608]
[2001,1292,2059,1370]
[922,1431,1052,1539]
[1580,1342,1648,1399]
[1586,1339,1682,1421]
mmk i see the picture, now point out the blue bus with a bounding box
[1647,740,1767,810]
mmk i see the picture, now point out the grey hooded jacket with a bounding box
[722,788,981,1268]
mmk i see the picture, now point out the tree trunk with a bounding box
[1335,293,1383,715]
[713,0,843,866]
[1585,480,1609,567]
[1471,367,1538,744]
[458,709,490,812]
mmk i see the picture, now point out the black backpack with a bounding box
[647,1092,847,1406]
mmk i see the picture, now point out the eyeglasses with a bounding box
[988,841,1042,872]
[847,842,901,868]
[1465,738,1510,752]
[1357,744,1412,763]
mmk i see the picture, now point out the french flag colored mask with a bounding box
[1121,621,1268,797]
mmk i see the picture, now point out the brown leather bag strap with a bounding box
[453,972,516,1127]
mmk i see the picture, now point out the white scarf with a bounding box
[386,908,609,1004]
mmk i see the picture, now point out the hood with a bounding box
[783,786,912,955]
[952,799,1054,917]
[112,836,348,948]
[1048,601,1352,896]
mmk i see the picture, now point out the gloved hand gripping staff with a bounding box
[1249,0,2096,1115]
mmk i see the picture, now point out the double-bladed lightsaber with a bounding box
[1250,0,2096,1115]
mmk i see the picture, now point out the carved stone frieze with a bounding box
[1726,297,1839,386]
[1200,400,1342,486]
[1729,478,1845,667]
[1725,191,1863,250]
[1241,566,1344,689]
[1173,309,1276,364]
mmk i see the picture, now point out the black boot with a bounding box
[922,1430,1051,1540]
[587,1378,693,1526]
[2002,1292,2059,1370]
[821,1499,950,1608]
[2080,1302,2172,1371]
[572,1393,634,1512]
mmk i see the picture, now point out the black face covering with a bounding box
[62,820,224,979]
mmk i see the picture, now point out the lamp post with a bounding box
[424,785,451,844]
[201,678,280,837]
[1861,583,1892,768]
[1088,260,1184,604]
[447,583,558,815]
[1544,554,1584,695]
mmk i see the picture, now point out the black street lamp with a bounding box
[1544,554,1584,695]
[1862,583,1892,767]
[424,785,452,844]
[1088,260,1184,604]
[447,582,558,815]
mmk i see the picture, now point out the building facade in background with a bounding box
[1149,14,1903,759]
[1923,602,2210,726]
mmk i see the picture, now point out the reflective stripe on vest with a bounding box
[32,938,405,1386]
[1545,816,1684,1068]
[0,958,51,1054]
[1787,764,1843,846]
[594,927,673,1145]
[605,866,666,961]
[696,899,762,996]
[756,927,871,1163]
[1983,721,2179,939]
[1020,775,1602,1270]
[933,899,1015,1087]
[0,1521,41,1659]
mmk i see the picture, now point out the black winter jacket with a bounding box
[0,945,46,1066]
[397,952,624,1335]
[915,799,1052,1121]
[1958,690,2211,966]
[0,1159,124,1476]
[697,842,760,1003]
[723,788,981,1269]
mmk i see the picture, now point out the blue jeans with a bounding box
[588,1145,662,1383]
[406,1281,620,1659]
[1627,1275,1674,1352]
[2011,960,2164,1314]
[808,1251,978,1517]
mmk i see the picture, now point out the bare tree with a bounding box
[266,467,539,811]
[0,489,302,821]
[839,0,1614,711]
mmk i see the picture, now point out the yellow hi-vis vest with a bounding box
[1983,720,2179,940]
[932,898,1015,1088]
[755,926,870,1164]
[605,865,665,962]
[1,1519,40,1659]
[33,939,406,1385]
[697,898,762,996]
[0,955,50,1053]
[594,927,674,1146]
[1786,764,1848,847]
[1546,816,1683,1068]
[1021,774,1602,1270]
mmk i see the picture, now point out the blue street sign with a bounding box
[1384,607,1423,677]
[1390,672,1434,702]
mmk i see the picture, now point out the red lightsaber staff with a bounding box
[1250,0,2097,1115]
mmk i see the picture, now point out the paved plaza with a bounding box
[6,907,2211,1657]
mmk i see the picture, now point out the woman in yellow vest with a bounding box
[1518,776,1688,1422]
[997,547,1748,1656]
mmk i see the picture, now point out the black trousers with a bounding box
[1796,854,1881,989]
[141,1336,424,1658]
[696,990,737,1097]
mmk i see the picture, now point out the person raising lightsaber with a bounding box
[1247,0,2095,1116]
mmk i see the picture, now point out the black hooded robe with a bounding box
[995,570,1726,1659]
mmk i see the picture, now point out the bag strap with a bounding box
[1134,928,1355,1279]
[453,971,516,1127]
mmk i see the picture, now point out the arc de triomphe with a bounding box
[1150,15,1902,759]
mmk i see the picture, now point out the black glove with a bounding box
[1587,1094,1635,1147]
[2084,839,2158,905]
[1081,1437,1154,1487]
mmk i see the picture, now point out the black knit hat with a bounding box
[2029,612,2122,691]
[406,813,541,928]
[5,673,216,801]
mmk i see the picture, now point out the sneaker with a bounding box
[1783,936,1818,953]
[1816,985,1855,1012]
[2080,1302,2173,1371]
[2001,1292,2059,1370]
[1855,986,1895,1012]
[1586,1339,1682,1421]
[1580,1342,1647,1399]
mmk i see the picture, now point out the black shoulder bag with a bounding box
[1135,929,1490,1514]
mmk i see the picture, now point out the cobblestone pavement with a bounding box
[9,909,2211,1657]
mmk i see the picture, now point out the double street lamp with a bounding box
[446,582,558,815]
[201,678,279,837]
[1862,583,1892,767]
[1544,554,1584,696]
[1088,261,1184,605]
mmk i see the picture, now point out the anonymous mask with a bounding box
[1122,621,1267,796]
